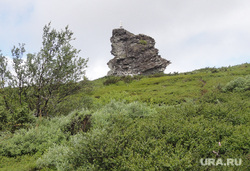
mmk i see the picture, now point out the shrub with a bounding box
[103,76,121,85]
[0,120,68,157]
[0,106,8,130]
[148,72,166,78]
[0,105,35,132]
[2,63,250,170]
[211,67,219,73]
[103,75,143,85]
[166,72,179,76]
[121,75,133,83]
[11,105,35,125]
[223,76,250,92]
[0,109,91,157]
[51,95,93,116]
[37,101,157,169]
[37,145,71,170]
[36,99,250,170]
[62,110,92,135]
[46,79,94,116]
[132,75,144,80]
[92,101,156,125]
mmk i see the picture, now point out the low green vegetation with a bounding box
[0,23,249,170]
[0,63,249,170]
[139,39,147,45]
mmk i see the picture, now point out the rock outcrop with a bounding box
[107,28,170,76]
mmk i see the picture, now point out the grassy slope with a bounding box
[0,63,249,170]
[92,63,249,106]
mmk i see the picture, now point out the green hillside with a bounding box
[0,63,249,170]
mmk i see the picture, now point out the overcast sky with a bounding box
[1,0,250,80]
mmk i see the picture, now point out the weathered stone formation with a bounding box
[107,28,170,76]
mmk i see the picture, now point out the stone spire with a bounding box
[107,28,171,76]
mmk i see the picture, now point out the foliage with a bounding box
[223,76,250,92]
[51,95,93,117]
[0,51,10,89]
[166,71,179,76]
[103,76,121,85]
[0,63,249,170]
[0,153,41,171]
[103,75,143,86]
[0,109,89,157]
[148,72,166,77]
[37,99,249,170]
[47,79,94,116]
[0,106,9,130]
[62,109,92,135]
[37,101,157,170]
[94,63,250,106]
[0,23,89,121]
[9,105,36,132]
[0,120,66,157]
[11,43,27,105]
[0,105,35,132]
[139,39,147,45]
[26,23,88,117]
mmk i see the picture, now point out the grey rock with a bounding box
[107,28,171,76]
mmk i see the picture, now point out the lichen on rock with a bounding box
[107,28,171,76]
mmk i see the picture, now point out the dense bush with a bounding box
[0,109,92,157]
[0,105,35,132]
[148,72,166,77]
[37,101,157,170]
[103,75,143,85]
[62,110,92,135]
[0,106,8,130]
[223,76,250,92]
[50,95,93,116]
[11,105,35,126]
[103,76,121,85]
[37,100,249,170]
[121,75,134,83]
[0,118,68,157]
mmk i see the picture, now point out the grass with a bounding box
[0,153,41,171]
[92,63,250,106]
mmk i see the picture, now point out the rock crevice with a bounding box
[107,28,170,76]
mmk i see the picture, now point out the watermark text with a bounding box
[200,158,242,166]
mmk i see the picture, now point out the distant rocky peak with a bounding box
[107,28,171,76]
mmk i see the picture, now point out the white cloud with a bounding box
[0,0,250,79]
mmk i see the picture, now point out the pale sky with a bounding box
[1,0,250,80]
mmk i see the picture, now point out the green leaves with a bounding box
[40,23,84,84]
[0,51,10,89]
[36,99,249,170]
[24,23,88,116]
[223,76,250,92]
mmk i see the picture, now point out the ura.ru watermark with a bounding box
[200,158,242,166]
[200,141,242,166]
